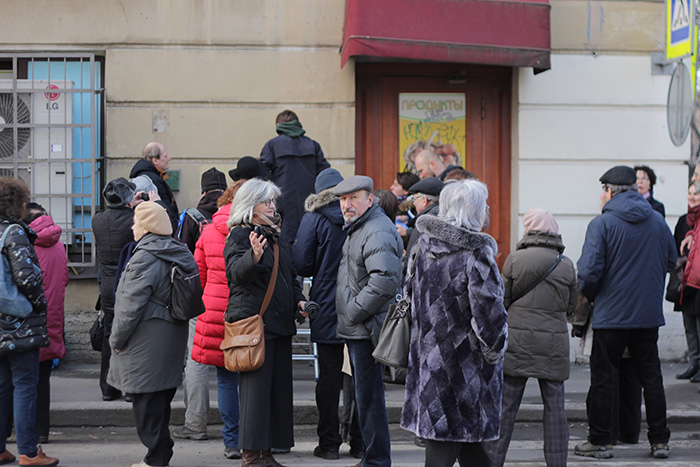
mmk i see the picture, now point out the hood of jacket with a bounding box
[516,230,565,253]
[213,204,231,236]
[304,190,344,226]
[603,190,653,224]
[135,233,195,269]
[196,190,223,218]
[416,214,497,254]
[129,158,161,179]
[29,215,62,248]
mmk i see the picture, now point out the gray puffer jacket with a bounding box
[336,203,402,340]
[108,233,193,393]
[501,231,577,382]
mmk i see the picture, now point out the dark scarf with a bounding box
[246,212,282,240]
[687,204,700,229]
[275,120,306,138]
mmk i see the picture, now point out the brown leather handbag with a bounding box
[220,242,279,372]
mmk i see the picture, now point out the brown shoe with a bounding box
[18,446,58,466]
[241,450,264,467]
[260,451,286,467]
[0,450,16,465]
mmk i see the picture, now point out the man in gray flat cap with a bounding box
[333,175,402,467]
[401,177,443,277]
[574,165,676,460]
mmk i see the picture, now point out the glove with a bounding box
[571,325,585,338]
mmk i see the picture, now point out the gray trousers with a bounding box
[182,317,211,432]
[682,311,700,367]
[484,375,568,467]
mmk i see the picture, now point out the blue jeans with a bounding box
[347,339,391,467]
[216,366,240,449]
[0,349,39,456]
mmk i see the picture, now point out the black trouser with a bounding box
[341,374,364,452]
[100,311,121,398]
[36,360,52,438]
[132,388,176,466]
[587,328,670,446]
[612,358,642,443]
[316,343,344,452]
[425,439,492,467]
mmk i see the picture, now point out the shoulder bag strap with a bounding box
[259,242,279,317]
[511,253,564,303]
[1,224,20,250]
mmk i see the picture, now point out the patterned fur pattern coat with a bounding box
[401,215,508,442]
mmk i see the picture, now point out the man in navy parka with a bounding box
[575,165,676,460]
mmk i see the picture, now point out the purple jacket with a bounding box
[30,215,68,362]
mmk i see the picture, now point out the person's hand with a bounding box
[297,300,308,317]
[571,326,585,338]
[147,189,161,202]
[249,231,267,263]
[114,348,120,354]
[681,235,693,255]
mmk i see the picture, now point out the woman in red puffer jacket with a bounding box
[191,181,244,460]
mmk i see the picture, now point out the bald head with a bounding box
[415,150,446,179]
[142,142,170,171]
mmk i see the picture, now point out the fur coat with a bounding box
[401,215,508,442]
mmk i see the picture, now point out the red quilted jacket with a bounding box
[191,204,231,367]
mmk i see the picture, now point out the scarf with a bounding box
[156,166,169,181]
[275,120,306,138]
[246,212,282,240]
[687,204,700,229]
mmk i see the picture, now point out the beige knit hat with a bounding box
[523,208,559,235]
[134,201,173,236]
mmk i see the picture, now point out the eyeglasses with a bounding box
[264,199,275,207]
[408,194,425,202]
[637,177,649,182]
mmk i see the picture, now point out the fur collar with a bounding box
[516,230,565,253]
[304,189,338,213]
[416,214,497,252]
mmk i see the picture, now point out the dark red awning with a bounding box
[340,0,551,73]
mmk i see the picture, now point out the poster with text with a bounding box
[399,93,466,174]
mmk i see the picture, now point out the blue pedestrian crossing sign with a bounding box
[667,0,695,60]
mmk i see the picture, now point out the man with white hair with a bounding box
[333,175,402,467]
[130,142,179,229]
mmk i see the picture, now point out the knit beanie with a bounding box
[103,177,136,208]
[315,168,344,193]
[201,167,227,193]
[134,201,173,236]
[523,208,559,235]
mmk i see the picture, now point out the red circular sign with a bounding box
[45,85,60,101]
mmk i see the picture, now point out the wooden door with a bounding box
[355,63,512,264]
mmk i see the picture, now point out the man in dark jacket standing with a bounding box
[333,176,402,467]
[92,177,137,402]
[293,168,363,460]
[575,165,676,460]
[129,142,179,230]
[260,110,330,242]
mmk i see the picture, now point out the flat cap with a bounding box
[408,177,443,197]
[600,165,636,185]
[331,175,374,196]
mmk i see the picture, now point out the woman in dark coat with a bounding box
[635,165,665,217]
[401,179,508,467]
[224,179,306,467]
[108,201,194,467]
[484,209,577,467]
[0,177,58,467]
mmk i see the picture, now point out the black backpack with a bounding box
[151,260,206,321]
[176,208,210,241]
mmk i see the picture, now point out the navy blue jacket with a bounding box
[577,190,676,329]
[292,191,346,344]
[260,134,330,242]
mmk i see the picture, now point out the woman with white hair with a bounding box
[224,179,306,467]
[401,179,508,467]
[484,208,577,467]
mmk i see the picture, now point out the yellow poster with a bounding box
[399,93,466,173]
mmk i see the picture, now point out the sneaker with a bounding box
[224,447,241,460]
[574,441,614,459]
[349,447,364,459]
[651,443,670,458]
[313,446,340,460]
[172,425,208,440]
[0,450,16,466]
[18,446,59,466]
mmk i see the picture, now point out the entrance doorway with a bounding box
[355,63,512,264]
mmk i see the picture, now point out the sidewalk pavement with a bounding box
[49,361,700,427]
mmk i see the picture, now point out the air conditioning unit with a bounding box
[0,80,73,240]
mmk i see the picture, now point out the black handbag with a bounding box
[90,311,104,352]
[666,255,687,305]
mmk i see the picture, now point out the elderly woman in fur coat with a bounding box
[401,179,508,467]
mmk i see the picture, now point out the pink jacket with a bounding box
[191,204,231,367]
[30,215,69,362]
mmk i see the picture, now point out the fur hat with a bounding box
[315,168,344,193]
[134,201,173,236]
[130,174,158,195]
[229,157,271,181]
[201,167,227,193]
[599,166,636,185]
[103,177,136,208]
[331,175,374,196]
[523,208,559,235]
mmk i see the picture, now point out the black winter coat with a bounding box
[260,134,330,241]
[648,194,665,218]
[224,225,305,339]
[178,191,222,253]
[292,191,346,344]
[0,218,49,356]
[92,206,134,314]
[129,158,179,229]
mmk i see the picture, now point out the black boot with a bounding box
[676,365,699,379]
